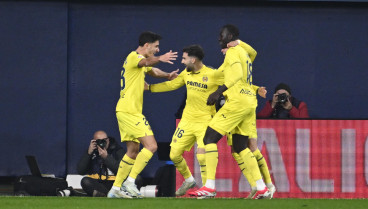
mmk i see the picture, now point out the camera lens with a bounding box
[95,139,107,148]
[277,93,287,104]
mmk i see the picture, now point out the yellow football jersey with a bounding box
[220,45,257,108]
[116,51,152,114]
[150,65,223,123]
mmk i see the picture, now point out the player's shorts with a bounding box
[116,111,154,143]
[170,119,207,151]
[209,99,257,139]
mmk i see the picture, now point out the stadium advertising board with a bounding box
[176,120,368,198]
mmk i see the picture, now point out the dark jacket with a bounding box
[77,137,125,180]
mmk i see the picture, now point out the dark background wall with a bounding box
[1,1,367,177]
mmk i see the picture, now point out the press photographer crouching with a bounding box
[77,130,125,197]
[257,83,309,119]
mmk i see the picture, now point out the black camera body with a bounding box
[277,93,288,104]
[95,138,107,149]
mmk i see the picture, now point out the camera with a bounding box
[95,138,107,149]
[277,93,288,104]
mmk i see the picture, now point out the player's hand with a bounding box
[227,39,240,48]
[168,69,179,80]
[221,48,228,55]
[88,139,97,155]
[258,87,267,98]
[207,91,221,105]
[159,50,178,64]
[97,146,108,159]
[144,82,150,91]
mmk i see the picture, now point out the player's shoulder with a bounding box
[224,47,238,58]
[127,51,145,60]
[203,65,217,71]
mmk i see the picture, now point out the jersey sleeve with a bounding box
[239,40,257,62]
[126,52,145,69]
[150,70,185,92]
[252,84,259,93]
[223,49,243,88]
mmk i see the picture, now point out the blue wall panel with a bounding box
[0,2,68,176]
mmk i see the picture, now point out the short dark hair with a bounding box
[182,45,205,61]
[221,24,239,40]
[138,31,162,46]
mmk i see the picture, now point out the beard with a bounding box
[186,66,194,72]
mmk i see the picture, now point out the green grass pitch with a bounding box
[1,197,367,209]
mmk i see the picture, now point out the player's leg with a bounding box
[108,112,139,198]
[188,127,222,198]
[171,146,197,196]
[123,135,157,197]
[196,147,206,186]
[195,122,209,186]
[108,142,137,198]
[227,132,257,194]
[248,138,276,199]
[112,141,139,188]
[232,134,269,199]
[189,103,248,198]
[229,144,257,198]
[203,127,223,189]
[170,121,197,196]
[247,109,276,198]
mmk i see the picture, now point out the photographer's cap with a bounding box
[275,83,291,95]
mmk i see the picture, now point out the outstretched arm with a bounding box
[138,50,178,67]
[148,71,185,93]
[147,68,179,80]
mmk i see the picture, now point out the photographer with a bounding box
[77,130,125,197]
[257,83,309,119]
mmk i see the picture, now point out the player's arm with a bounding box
[147,67,179,80]
[138,50,177,67]
[207,52,242,105]
[223,52,243,90]
[227,40,257,62]
[238,40,257,62]
[149,71,185,92]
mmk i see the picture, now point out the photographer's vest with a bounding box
[87,141,121,181]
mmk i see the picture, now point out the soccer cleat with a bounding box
[175,180,197,196]
[188,186,216,199]
[122,181,143,198]
[266,184,276,199]
[252,187,270,199]
[246,189,257,199]
[107,188,133,198]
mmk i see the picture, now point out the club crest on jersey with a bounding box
[202,76,208,82]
